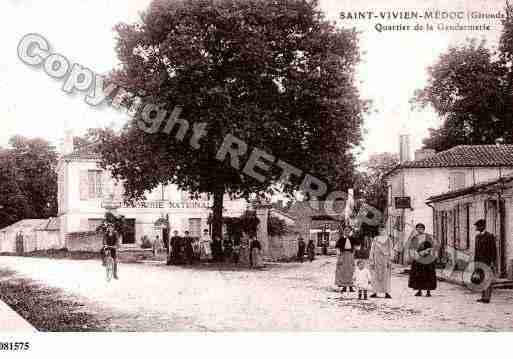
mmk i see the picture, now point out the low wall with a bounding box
[65,232,103,252]
[0,231,63,253]
[268,233,299,260]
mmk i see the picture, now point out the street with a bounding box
[1,255,512,331]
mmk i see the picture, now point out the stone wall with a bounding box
[65,231,103,252]
[268,233,299,260]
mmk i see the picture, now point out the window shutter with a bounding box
[79,170,89,200]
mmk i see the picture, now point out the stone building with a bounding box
[57,132,248,249]
[384,145,513,253]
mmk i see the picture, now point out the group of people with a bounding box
[333,223,437,300]
[163,229,264,268]
[297,237,316,262]
[333,219,498,304]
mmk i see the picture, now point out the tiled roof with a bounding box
[286,200,346,221]
[426,175,513,203]
[62,147,101,161]
[386,145,513,177]
[1,219,48,232]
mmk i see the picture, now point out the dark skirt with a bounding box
[408,260,437,290]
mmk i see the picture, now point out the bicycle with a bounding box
[103,245,116,282]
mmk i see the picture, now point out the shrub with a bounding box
[268,216,286,237]
[140,235,152,249]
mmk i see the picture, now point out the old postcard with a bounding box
[1,0,513,356]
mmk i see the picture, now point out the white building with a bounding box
[384,144,513,253]
[57,133,248,248]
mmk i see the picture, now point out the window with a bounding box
[450,172,466,191]
[88,170,103,199]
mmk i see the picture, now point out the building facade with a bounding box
[384,145,513,255]
[427,176,513,279]
[57,139,248,247]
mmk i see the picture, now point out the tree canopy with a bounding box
[0,136,58,228]
[354,152,399,212]
[93,0,367,238]
[413,4,513,151]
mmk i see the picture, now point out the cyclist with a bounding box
[103,224,120,280]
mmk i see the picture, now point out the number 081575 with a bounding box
[0,342,30,351]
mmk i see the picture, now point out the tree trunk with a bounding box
[212,185,224,240]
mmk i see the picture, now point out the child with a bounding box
[353,260,372,300]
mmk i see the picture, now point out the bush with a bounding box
[268,216,286,237]
[140,235,152,249]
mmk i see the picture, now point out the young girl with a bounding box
[353,260,372,300]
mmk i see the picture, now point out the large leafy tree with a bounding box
[0,148,33,228]
[354,152,399,212]
[413,2,513,152]
[8,136,58,219]
[0,137,57,228]
[413,40,510,151]
[94,0,366,238]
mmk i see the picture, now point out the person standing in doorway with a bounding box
[474,219,497,304]
[103,225,120,280]
[407,223,437,297]
[297,236,306,263]
[335,226,356,293]
[369,226,393,299]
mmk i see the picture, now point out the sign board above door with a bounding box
[394,197,411,209]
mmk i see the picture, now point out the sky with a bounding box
[0,0,508,163]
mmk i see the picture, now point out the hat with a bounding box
[474,219,486,227]
[415,223,425,229]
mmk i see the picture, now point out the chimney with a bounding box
[399,134,411,163]
[414,149,436,161]
[62,129,74,155]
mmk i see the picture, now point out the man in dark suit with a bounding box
[183,231,194,265]
[168,230,182,265]
[474,219,497,303]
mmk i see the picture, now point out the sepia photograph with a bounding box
[1,0,513,356]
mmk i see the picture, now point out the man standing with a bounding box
[168,230,182,265]
[297,236,306,263]
[474,219,497,304]
[103,225,120,280]
[184,231,194,265]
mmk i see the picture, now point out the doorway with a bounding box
[122,219,136,245]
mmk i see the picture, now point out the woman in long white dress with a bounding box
[369,226,393,299]
[200,229,212,261]
[250,236,263,268]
